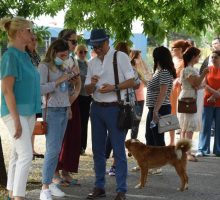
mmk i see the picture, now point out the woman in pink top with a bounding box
[130,50,152,139]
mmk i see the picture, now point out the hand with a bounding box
[98,83,114,93]
[13,118,22,139]
[91,75,100,85]
[202,68,209,76]
[56,74,69,86]
[153,111,159,123]
[69,74,79,85]
[207,96,216,103]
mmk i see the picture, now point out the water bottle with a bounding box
[150,120,157,129]
[60,81,68,92]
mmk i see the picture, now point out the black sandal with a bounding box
[33,153,44,160]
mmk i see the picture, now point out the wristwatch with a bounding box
[114,84,120,92]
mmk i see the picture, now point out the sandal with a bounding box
[65,179,81,186]
[33,153,44,160]
[52,176,70,187]
[62,173,81,186]
[187,154,198,162]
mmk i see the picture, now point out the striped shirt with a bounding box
[146,69,173,107]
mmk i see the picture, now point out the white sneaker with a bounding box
[40,189,52,200]
[195,151,204,157]
[49,183,65,197]
[148,168,162,175]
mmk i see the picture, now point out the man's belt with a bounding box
[93,101,119,107]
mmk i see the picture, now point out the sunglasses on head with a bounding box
[79,50,88,54]
[68,39,77,45]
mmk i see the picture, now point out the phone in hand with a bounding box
[69,72,80,80]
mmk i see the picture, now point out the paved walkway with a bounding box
[1,103,220,199]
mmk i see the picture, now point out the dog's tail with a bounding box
[175,138,192,153]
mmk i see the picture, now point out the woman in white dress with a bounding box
[178,47,209,161]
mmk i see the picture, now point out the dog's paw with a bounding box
[184,183,189,190]
[135,183,143,189]
[177,187,184,192]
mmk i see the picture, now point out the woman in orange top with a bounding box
[196,50,220,157]
[169,40,191,145]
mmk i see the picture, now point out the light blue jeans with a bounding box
[42,107,68,184]
[90,103,127,193]
[198,106,220,156]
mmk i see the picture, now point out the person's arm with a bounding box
[69,66,82,104]
[187,68,209,88]
[199,56,209,75]
[1,76,22,139]
[38,63,69,95]
[153,84,168,123]
[98,78,135,93]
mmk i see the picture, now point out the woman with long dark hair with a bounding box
[177,47,209,161]
[146,46,176,146]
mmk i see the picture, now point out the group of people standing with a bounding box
[0,16,92,200]
[0,16,220,200]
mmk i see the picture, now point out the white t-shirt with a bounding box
[85,48,135,102]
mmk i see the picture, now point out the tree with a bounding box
[63,0,220,43]
[1,0,220,43]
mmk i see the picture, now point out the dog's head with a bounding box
[125,139,145,157]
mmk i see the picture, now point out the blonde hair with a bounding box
[75,44,88,53]
[0,16,33,42]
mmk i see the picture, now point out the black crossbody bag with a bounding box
[113,51,141,130]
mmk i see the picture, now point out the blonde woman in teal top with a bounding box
[0,17,41,200]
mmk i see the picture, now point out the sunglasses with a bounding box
[68,39,77,45]
[91,42,105,50]
[79,50,88,54]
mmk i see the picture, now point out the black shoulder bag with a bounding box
[113,51,135,130]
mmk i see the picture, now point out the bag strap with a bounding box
[44,68,49,120]
[113,51,122,103]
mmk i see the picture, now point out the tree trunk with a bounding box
[0,137,7,188]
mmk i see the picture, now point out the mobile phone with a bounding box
[69,72,80,80]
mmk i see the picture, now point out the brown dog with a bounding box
[125,139,191,191]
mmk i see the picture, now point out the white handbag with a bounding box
[158,114,180,134]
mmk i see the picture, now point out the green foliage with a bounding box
[63,0,220,44]
[1,0,220,44]
[33,26,51,45]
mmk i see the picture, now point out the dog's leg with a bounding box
[135,166,147,189]
[183,164,189,190]
[174,164,186,191]
[144,167,149,186]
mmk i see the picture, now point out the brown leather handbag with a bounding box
[33,120,47,135]
[178,97,197,113]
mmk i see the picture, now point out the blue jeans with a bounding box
[42,107,68,184]
[90,103,127,193]
[198,106,220,156]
